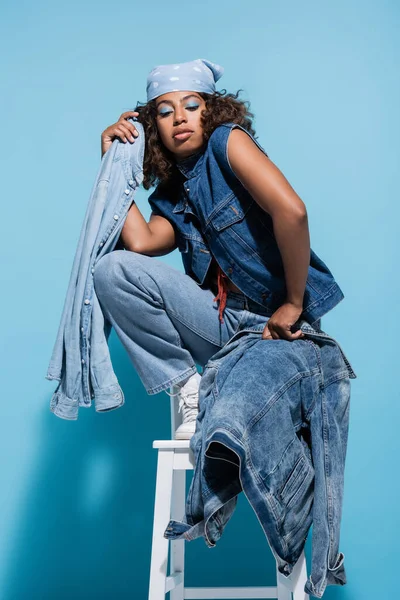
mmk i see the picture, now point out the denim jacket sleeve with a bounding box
[45,119,145,420]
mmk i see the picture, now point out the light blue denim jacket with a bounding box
[164,320,357,598]
[45,119,144,420]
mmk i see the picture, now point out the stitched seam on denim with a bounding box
[207,234,277,299]
[212,343,247,371]
[284,463,313,510]
[304,384,322,422]
[278,454,305,499]
[324,370,351,387]
[304,338,324,389]
[146,366,197,395]
[282,497,312,541]
[321,385,335,565]
[211,194,253,231]
[302,282,341,310]
[246,371,313,432]
[229,225,280,264]
[234,307,250,334]
[205,191,237,227]
[207,425,242,442]
[229,227,271,262]
[245,457,290,557]
[266,438,297,478]
[200,434,243,545]
[180,233,208,243]
[168,307,222,347]
[309,335,355,378]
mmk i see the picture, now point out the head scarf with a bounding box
[146,58,224,102]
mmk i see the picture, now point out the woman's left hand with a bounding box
[262,302,305,341]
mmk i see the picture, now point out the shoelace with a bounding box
[165,387,199,422]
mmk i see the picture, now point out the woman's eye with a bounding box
[158,105,199,118]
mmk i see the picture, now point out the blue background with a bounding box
[1,0,398,598]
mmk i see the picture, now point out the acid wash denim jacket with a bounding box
[164,320,357,598]
[148,121,345,326]
[45,120,145,420]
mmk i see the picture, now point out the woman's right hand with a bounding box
[101,111,140,156]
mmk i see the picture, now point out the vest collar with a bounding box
[175,148,204,178]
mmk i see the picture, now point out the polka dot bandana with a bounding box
[146,58,224,102]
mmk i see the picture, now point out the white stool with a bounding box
[148,390,310,600]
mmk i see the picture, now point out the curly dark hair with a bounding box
[133,89,260,190]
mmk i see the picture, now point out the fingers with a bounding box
[120,110,139,120]
[263,325,305,341]
[118,111,140,141]
[261,325,273,340]
[262,331,273,340]
[115,122,140,143]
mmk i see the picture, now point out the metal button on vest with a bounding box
[124,189,130,195]
[128,179,134,185]
[84,299,90,305]
[114,214,119,220]
[81,359,85,364]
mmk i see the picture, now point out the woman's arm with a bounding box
[227,129,310,308]
[119,202,177,256]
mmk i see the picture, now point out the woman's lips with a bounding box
[173,131,193,141]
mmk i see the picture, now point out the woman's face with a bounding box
[154,91,207,161]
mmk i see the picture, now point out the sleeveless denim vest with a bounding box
[148,121,344,326]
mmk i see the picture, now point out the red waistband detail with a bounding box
[212,265,229,324]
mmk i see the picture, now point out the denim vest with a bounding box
[148,122,344,326]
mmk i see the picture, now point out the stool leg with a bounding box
[276,549,309,600]
[148,449,174,600]
[276,564,292,600]
[291,550,309,600]
[170,469,186,600]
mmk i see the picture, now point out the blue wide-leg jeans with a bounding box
[93,249,275,395]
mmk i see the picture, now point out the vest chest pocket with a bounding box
[209,193,254,231]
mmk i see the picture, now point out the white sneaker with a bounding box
[166,372,202,440]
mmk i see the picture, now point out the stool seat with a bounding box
[153,440,191,448]
[148,391,309,599]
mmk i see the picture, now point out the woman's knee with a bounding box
[93,249,151,299]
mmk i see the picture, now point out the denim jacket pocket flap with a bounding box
[211,194,254,231]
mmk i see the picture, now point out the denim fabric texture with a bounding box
[163,321,357,598]
[148,121,345,326]
[45,119,145,420]
[93,253,269,396]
